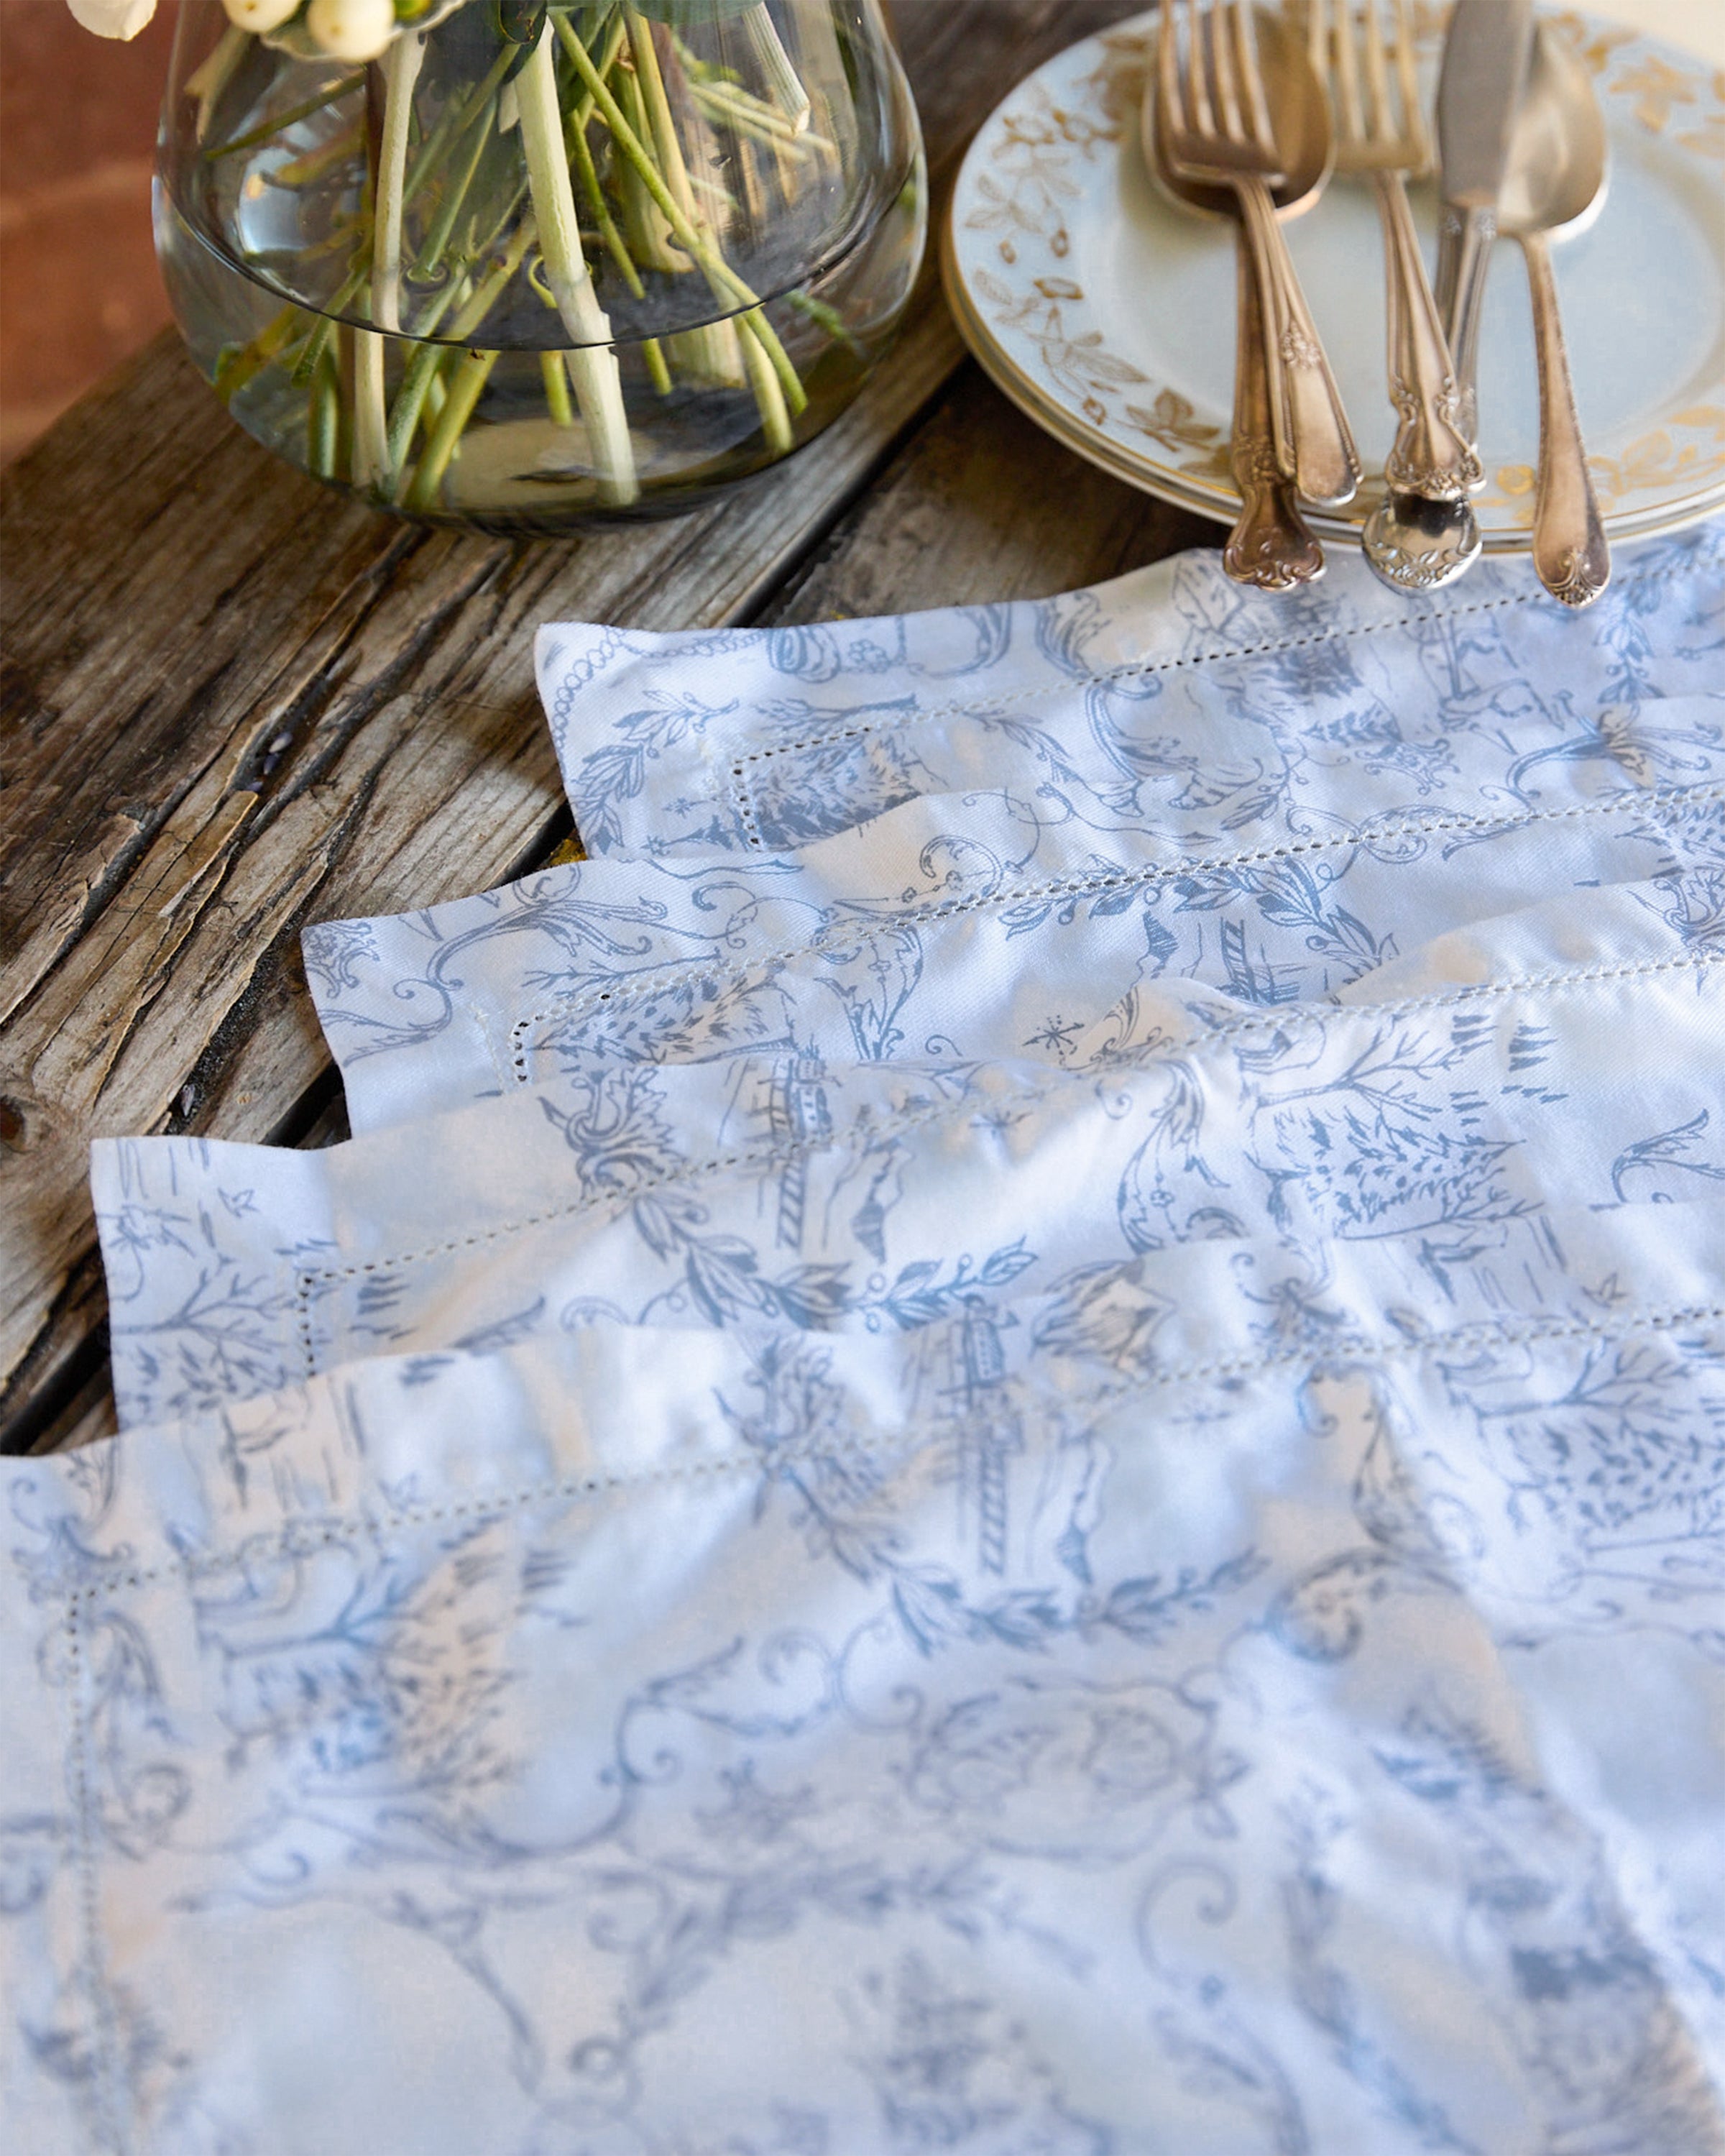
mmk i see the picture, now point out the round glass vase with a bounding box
[155,0,925,529]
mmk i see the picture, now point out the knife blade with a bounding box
[1435,0,1536,441]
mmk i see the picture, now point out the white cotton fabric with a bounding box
[304,520,1725,1137]
[18,528,1725,2155]
[8,1196,1725,2154]
[98,889,1725,1429]
[305,762,1725,1136]
[535,523,1725,858]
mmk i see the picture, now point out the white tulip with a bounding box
[65,0,158,38]
[221,0,302,32]
[305,0,396,63]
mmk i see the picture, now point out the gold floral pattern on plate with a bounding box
[947,6,1725,551]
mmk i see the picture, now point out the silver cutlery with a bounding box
[1496,19,1612,606]
[1361,487,1484,592]
[1434,0,1537,441]
[1358,0,1532,594]
[1223,218,1329,585]
[1310,0,1481,501]
[1143,21,1327,587]
[1156,0,1362,508]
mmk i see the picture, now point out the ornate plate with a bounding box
[944,6,1725,551]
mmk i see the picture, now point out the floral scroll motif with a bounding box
[953,9,1725,532]
[1493,406,1725,516]
[960,68,1229,484]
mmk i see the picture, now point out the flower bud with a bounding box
[305,0,395,62]
[221,0,302,29]
[65,0,157,38]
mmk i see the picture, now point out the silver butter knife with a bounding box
[1434,0,1536,444]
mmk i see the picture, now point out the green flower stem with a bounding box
[383,275,466,471]
[185,24,251,145]
[204,73,366,161]
[402,44,515,209]
[625,9,742,388]
[671,39,819,151]
[625,11,697,231]
[561,5,627,140]
[295,208,374,266]
[215,303,304,403]
[372,31,426,334]
[271,122,366,190]
[567,95,643,299]
[787,286,865,357]
[737,311,791,453]
[743,1,811,131]
[553,8,662,390]
[385,359,438,470]
[385,350,446,473]
[353,35,423,493]
[390,217,536,494]
[414,86,502,285]
[518,22,638,504]
[553,12,806,414]
[291,315,336,392]
[404,347,497,513]
[612,50,679,271]
[690,83,817,150]
[308,344,341,477]
[541,349,575,426]
[352,330,388,489]
[290,265,367,388]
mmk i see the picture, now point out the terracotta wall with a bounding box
[0,0,176,462]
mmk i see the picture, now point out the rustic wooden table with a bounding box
[0,0,1215,1457]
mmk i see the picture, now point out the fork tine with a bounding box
[1361,0,1393,142]
[1184,0,1216,138]
[1157,0,1182,133]
[1389,0,1428,165]
[1333,0,1366,145]
[1304,0,1328,85]
[1210,0,1247,143]
[1231,0,1279,157]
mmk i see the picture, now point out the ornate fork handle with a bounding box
[1225,215,1325,588]
[1233,175,1362,508]
[1376,171,1481,498]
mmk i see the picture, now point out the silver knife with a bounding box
[1434,0,1537,444]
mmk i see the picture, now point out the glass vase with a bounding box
[155,0,924,528]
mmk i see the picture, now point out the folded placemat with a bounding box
[538,523,1725,856]
[9,1196,1724,2151]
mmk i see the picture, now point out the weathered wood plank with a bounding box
[0,315,947,1439]
[1,0,1197,1450]
[759,359,1217,621]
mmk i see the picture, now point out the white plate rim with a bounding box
[942,221,1725,549]
[943,5,1725,550]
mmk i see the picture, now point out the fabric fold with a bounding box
[305,781,1725,1134]
[23,520,1725,2153]
[9,1195,1725,2150]
[535,525,1725,858]
[98,922,1725,1429]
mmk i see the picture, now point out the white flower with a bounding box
[65,0,158,38]
[305,0,396,61]
[223,0,302,32]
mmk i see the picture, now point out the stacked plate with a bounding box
[944,4,1725,553]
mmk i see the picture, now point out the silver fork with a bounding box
[1158,0,1361,507]
[1310,0,1481,499]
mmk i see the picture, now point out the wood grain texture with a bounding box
[0,0,1223,1452]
